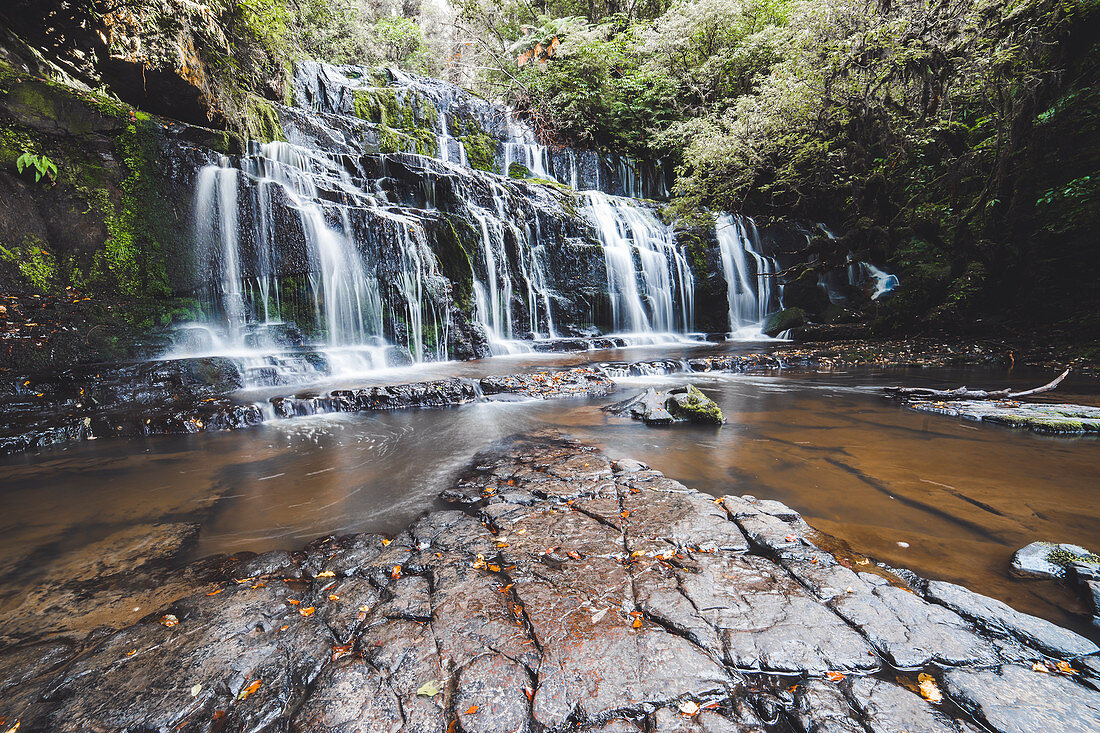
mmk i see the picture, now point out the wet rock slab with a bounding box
[1,430,1099,732]
[908,399,1100,433]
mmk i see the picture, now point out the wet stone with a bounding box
[2,430,1097,732]
[924,579,1099,657]
[942,664,1100,733]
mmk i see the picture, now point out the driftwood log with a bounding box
[883,368,1070,401]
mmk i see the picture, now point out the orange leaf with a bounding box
[206,588,224,596]
[392,565,402,579]
[632,618,642,628]
[238,680,261,701]
[465,705,479,715]
[300,606,316,617]
[288,599,300,605]
[332,644,354,661]
[826,671,846,682]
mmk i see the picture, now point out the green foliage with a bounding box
[93,115,171,297]
[15,151,57,184]
[373,17,432,72]
[0,238,57,292]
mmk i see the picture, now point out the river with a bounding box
[1,343,1096,639]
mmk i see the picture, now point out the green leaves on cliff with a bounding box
[15,152,57,184]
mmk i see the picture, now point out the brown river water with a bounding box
[0,344,1097,638]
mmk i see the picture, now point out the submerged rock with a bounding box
[2,430,1097,731]
[908,400,1100,434]
[607,384,724,426]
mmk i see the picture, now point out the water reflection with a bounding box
[1,366,1097,636]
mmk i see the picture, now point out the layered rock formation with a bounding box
[1,431,1097,731]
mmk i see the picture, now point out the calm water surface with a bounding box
[1,349,1097,637]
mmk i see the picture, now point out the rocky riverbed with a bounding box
[2,430,1098,732]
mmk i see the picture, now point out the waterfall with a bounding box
[849,260,899,300]
[175,139,455,383]
[715,214,781,336]
[582,192,694,336]
[503,111,554,180]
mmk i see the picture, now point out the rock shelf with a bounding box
[2,431,1098,732]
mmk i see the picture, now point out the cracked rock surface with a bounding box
[1,429,1098,732]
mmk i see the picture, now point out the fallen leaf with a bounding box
[160,614,179,627]
[826,671,846,682]
[190,684,202,697]
[238,680,262,701]
[205,588,224,596]
[328,593,340,601]
[382,539,392,546]
[465,705,479,715]
[331,644,354,661]
[417,680,442,697]
[678,700,700,716]
[632,617,642,629]
[314,570,336,578]
[917,673,942,703]
[299,606,316,617]
[1032,662,1049,673]
[392,565,402,579]
[126,649,137,657]
[1056,661,1078,675]
[234,577,254,584]
[288,599,300,606]
[488,564,501,572]
[4,721,19,733]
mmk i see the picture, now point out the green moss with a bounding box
[0,236,57,292]
[354,86,438,156]
[241,94,284,143]
[1047,547,1100,568]
[434,217,477,308]
[509,161,531,179]
[460,133,498,173]
[92,115,171,297]
[666,384,724,424]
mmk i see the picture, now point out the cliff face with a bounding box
[1,0,287,138]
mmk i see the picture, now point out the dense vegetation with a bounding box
[457,0,1100,334]
[0,0,1097,341]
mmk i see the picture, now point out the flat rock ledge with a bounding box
[3,431,1100,733]
[908,400,1100,434]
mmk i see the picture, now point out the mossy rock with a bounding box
[509,161,531,179]
[763,307,807,337]
[666,384,724,425]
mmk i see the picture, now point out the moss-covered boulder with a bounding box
[762,307,807,337]
[666,384,724,424]
[606,384,724,426]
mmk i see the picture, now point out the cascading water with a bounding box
[582,192,694,338]
[173,137,456,384]
[503,111,554,180]
[715,213,782,337]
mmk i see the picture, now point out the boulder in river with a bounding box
[1012,541,1100,580]
[607,384,724,425]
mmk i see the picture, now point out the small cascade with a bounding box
[849,259,899,300]
[582,192,694,336]
[173,138,455,384]
[715,214,781,337]
[503,111,554,180]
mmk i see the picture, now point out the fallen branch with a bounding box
[883,368,1070,401]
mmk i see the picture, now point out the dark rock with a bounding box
[923,580,1099,657]
[942,664,1100,732]
[762,307,807,337]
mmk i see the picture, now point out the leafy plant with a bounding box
[15,152,58,184]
